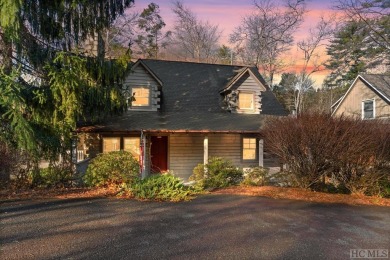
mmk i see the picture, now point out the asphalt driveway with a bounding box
[1,194,389,260]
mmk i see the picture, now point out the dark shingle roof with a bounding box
[78,111,273,133]
[141,59,245,112]
[360,74,390,103]
[141,59,286,115]
[79,59,287,133]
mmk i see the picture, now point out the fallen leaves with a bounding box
[1,185,389,207]
[213,186,390,207]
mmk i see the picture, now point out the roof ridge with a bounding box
[360,73,390,77]
[141,58,252,68]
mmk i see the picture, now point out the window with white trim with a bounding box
[130,87,150,107]
[103,137,120,153]
[362,99,375,119]
[239,92,254,110]
[243,138,257,160]
[124,137,140,160]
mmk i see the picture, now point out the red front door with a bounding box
[151,136,168,173]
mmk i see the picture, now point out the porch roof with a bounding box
[77,111,271,133]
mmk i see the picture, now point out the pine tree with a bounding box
[135,3,168,59]
[0,1,134,161]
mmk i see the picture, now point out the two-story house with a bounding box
[76,59,287,180]
[332,74,390,119]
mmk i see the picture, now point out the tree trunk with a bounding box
[0,29,13,74]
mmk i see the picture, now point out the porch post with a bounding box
[203,135,209,165]
[258,139,264,167]
[141,134,147,179]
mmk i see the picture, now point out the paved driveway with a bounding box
[1,195,389,260]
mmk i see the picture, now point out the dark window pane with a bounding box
[363,100,374,119]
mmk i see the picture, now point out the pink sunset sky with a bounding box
[130,0,339,87]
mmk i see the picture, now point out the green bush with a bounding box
[30,166,74,188]
[83,151,140,187]
[131,174,195,201]
[190,157,243,189]
[241,167,269,186]
[378,178,390,198]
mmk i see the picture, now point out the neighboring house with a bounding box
[332,74,390,119]
[76,59,287,180]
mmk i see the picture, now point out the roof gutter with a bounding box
[76,129,262,134]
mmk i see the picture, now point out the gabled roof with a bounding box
[78,59,287,133]
[332,74,390,115]
[140,59,284,114]
[360,74,390,102]
[220,67,267,93]
[131,59,163,86]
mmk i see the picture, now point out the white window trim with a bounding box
[129,85,152,110]
[242,137,257,161]
[238,91,255,110]
[361,98,375,120]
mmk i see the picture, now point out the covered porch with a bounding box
[75,130,267,181]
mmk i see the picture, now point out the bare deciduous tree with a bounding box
[293,16,334,114]
[106,12,139,58]
[168,1,221,62]
[230,0,306,86]
[264,113,390,193]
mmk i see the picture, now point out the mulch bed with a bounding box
[0,187,120,201]
[213,186,390,207]
[1,185,389,207]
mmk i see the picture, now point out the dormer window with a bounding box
[130,87,150,107]
[239,92,254,110]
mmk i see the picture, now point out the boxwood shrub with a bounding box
[83,151,140,187]
[190,157,243,189]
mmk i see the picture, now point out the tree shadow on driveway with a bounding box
[1,195,389,259]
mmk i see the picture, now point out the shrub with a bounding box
[190,157,243,189]
[83,151,140,187]
[131,173,195,201]
[241,167,269,186]
[30,166,74,188]
[263,113,390,194]
[378,178,390,198]
[0,141,20,186]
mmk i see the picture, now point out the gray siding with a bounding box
[168,133,267,181]
[169,134,204,180]
[233,72,265,114]
[209,134,242,166]
[124,65,161,111]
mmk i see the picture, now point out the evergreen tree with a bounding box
[216,45,233,65]
[326,0,390,88]
[0,1,134,165]
[324,20,384,88]
[135,3,168,59]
